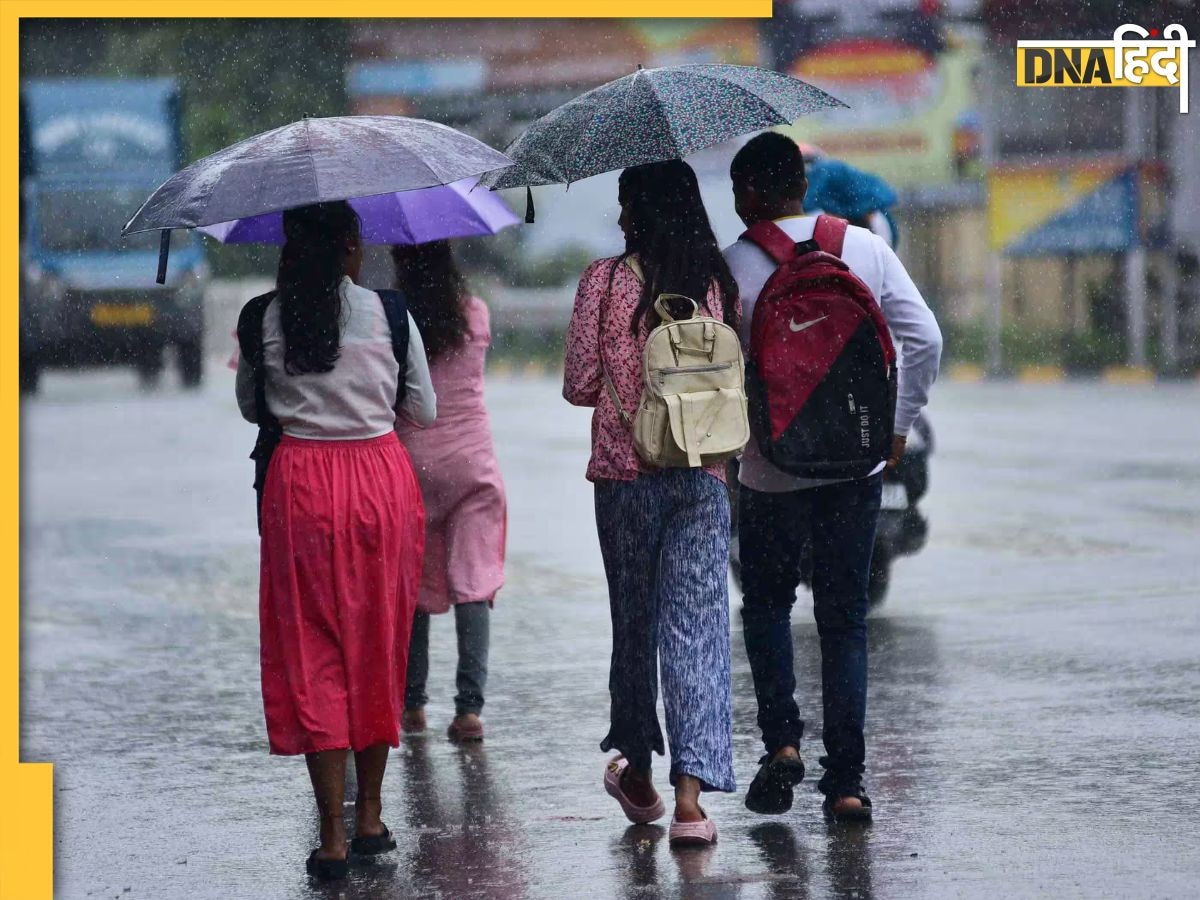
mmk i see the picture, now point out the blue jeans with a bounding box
[739,474,882,797]
[594,469,736,793]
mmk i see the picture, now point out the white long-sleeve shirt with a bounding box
[236,276,437,438]
[723,215,942,492]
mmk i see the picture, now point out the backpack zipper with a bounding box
[657,362,733,383]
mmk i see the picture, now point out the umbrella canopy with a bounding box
[122,115,512,281]
[198,178,519,246]
[481,64,845,193]
[125,116,512,234]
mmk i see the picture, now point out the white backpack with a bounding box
[602,261,749,469]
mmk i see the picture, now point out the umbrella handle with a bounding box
[156,230,171,285]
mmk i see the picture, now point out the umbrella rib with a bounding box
[564,75,639,185]
[655,67,821,159]
[682,65,848,118]
[640,71,693,162]
[384,119,447,188]
[303,116,325,204]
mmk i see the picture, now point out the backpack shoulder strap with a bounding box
[236,291,279,432]
[236,291,276,358]
[375,288,410,405]
[813,214,848,257]
[740,220,798,266]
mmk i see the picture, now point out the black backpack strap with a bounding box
[375,288,410,407]
[237,291,279,431]
[236,291,280,534]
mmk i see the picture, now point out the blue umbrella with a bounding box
[804,158,898,223]
[122,115,512,281]
[481,64,845,218]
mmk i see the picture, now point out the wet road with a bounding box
[21,370,1200,899]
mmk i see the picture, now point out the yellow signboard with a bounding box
[780,28,982,188]
[987,163,1120,251]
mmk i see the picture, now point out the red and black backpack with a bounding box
[743,215,897,480]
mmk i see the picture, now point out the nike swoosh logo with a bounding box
[789,315,829,333]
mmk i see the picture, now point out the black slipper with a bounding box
[306,849,349,881]
[745,753,806,815]
[350,825,397,856]
[822,791,873,823]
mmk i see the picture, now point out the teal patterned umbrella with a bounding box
[482,64,846,203]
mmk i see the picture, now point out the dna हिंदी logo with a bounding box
[1017,24,1195,113]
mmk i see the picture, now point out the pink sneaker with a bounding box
[669,811,717,848]
[604,757,666,824]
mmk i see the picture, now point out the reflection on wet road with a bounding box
[21,372,1200,898]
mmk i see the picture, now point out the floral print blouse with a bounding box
[563,255,740,483]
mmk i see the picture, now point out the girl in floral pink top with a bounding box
[564,259,733,485]
[563,160,740,847]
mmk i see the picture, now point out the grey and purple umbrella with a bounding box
[481,64,846,217]
[122,115,513,281]
[198,177,519,246]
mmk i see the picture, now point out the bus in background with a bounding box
[20,78,208,393]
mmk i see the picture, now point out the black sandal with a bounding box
[306,849,349,881]
[745,753,806,815]
[822,790,873,823]
[350,824,397,856]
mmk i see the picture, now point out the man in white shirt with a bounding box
[723,133,942,822]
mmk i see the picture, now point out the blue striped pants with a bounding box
[594,469,736,793]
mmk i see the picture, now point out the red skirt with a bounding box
[259,433,425,755]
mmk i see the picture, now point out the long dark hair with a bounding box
[276,201,361,375]
[391,241,469,361]
[615,160,738,335]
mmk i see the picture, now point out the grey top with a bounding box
[236,276,436,439]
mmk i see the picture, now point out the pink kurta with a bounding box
[396,297,507,614]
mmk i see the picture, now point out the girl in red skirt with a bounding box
[236,201,436,880]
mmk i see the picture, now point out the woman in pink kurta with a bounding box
[392,241,506,743]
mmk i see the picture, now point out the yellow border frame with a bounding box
[3,2,770,897]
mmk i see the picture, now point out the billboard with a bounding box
[768,14,983,187]
[987,161,1167,255]
[348,20,763,117]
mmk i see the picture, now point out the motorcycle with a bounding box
[728,413,933,609]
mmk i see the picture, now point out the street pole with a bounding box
[1123,87,1148,370]
[1160,253,1179,370]
[981,47,1003,376]
[1164,88,1200,372]
[1125,246,1148,368]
